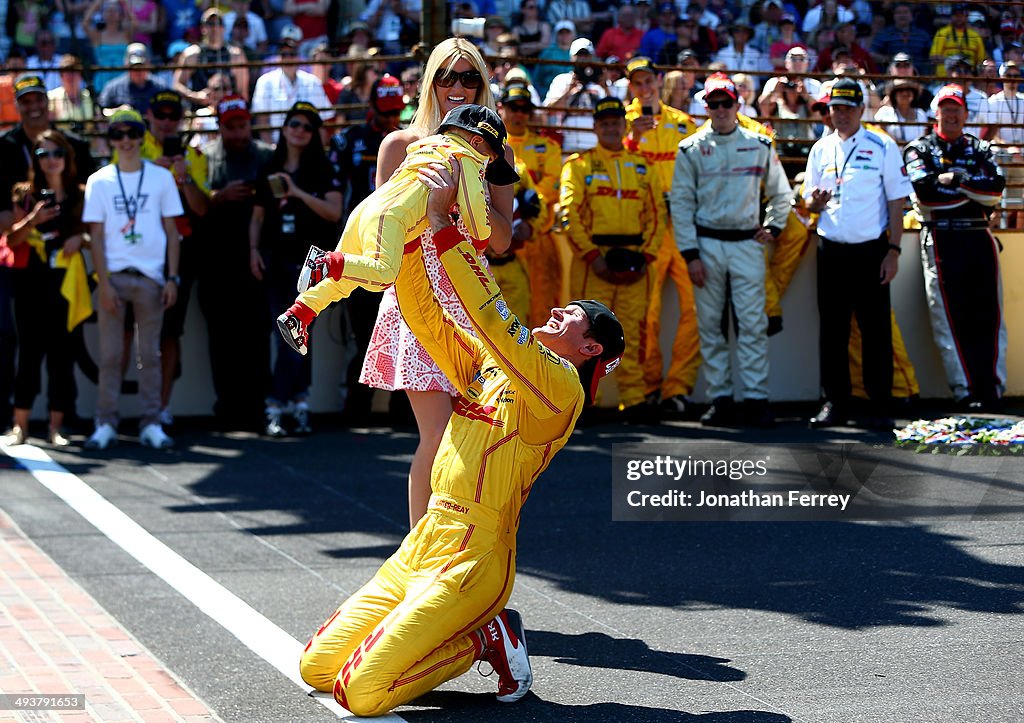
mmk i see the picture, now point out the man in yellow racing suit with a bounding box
[560,96,664,414]
[622,57,699,417]
[298,161,625,717]
[276,104,519,355]
[485,156,543,320]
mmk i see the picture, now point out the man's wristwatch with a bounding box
[167,274,182,285]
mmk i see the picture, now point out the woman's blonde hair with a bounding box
[410,38,495,134]
[661,70,685,107]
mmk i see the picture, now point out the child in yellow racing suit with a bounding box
[276,105,519,355]
[298,176,625,716]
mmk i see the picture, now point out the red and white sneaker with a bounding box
[479,609,532,703]
[276,310,309,356]
[297,245,329,293]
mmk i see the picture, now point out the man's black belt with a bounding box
[696,225,759,241]
[592,233,643,247]
[922,218,990,230]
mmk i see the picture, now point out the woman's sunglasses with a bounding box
[287,119,314,132]
[706,98,735,110]
[108,127,144,140]
[35,148,66,160]
[435,69,484,89]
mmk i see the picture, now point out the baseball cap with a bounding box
[625,56,656,78]
[280,23,304,43]
[150,90,183,114]
[108,107,146,132]
[677,48,699,65]
[438,104,520,186]
[1001,18,1018,33]
[570,300,625,406]
[952,2,969,13]
[570,37,595,56]
[217,94,251,123]
[703,72,738,100]
[657,1,675,13]
[945,54,971,71]
[14,73,46,99]
[780,12,796,24]
[892,51,913,64]
[371,74,405,113]
[968,10,986,25]
[125,42,148,65]
[763,0,783,8]
[786,46,808,59]
[828,77,863,107]
[553,19,576,34]
[284,100,323,129]
[500,85,535,108]
[593,96,626,119]
[935,83,967,107]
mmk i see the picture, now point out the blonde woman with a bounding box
[661,69,688,111]
[361,38,515,529]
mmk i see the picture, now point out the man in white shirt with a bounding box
[542,38,606,154]
[713,22,771,88]
[83,109,184,450]
[802,78,912,430]
[930,56,986,136]
[980,61,1024,224]
[250,37,334,143]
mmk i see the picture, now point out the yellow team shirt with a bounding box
[508,130,562,227]
[930,26,985,76]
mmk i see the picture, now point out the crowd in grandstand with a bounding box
[0,0,1019,449]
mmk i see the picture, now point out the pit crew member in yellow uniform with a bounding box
[622,57,699,418]
[560,96,664,416]
[276,104,519,355]
[299,158,625,717]
[500,84,565,327]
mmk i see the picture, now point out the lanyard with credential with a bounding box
[116,162,145,244]
[832,138,856,199]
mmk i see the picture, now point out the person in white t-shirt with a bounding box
[82,109,184,451]
[250,36,335,143]
[981,61,1024,223]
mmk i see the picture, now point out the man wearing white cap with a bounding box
[542,37,607,153]
[535,19,578,94]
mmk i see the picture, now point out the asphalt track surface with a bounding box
[3,410,1024,723]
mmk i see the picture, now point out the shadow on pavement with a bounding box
[527,629,745,681]
[403,691,791,722]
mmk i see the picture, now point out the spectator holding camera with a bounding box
[543,37,607,153]
[671,73,790,428]
[559,96,664,418]
[3,130,89,447]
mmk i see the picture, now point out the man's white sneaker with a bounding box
[139,423,174,449]
[479,609,532,703]
[85,423,118,450]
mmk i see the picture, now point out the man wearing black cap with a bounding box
[904,85,1007,412]
[299,152,624,716]
[500,85,565,329]
[326,74,407,424]
[559,96,664,419]
[621,56,700,419]
[141,90,210,427]
[803,77,912,429]
[97,43,168,115]
[278,104,519,356]
[930,3,985,77]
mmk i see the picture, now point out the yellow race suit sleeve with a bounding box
[395,228,583,420]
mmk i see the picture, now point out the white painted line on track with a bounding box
[1,443,405,723]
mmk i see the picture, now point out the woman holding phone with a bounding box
[3,130,89,447]
[249,102,342,437]
[360,38,515,529]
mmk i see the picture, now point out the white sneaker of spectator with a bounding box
[85,423,118,450]
[139,424,174,449]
